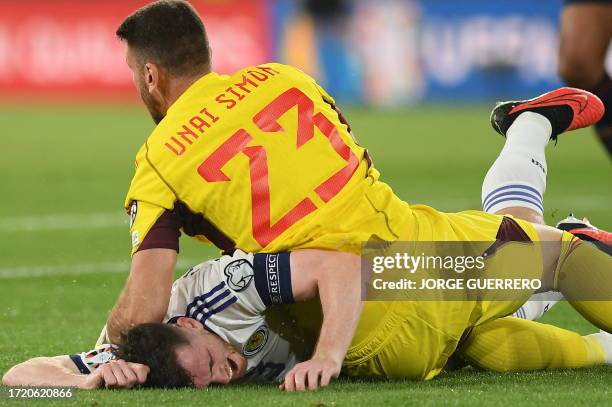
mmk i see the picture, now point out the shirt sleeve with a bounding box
[125,144,180,256]
[129,201,181,255]
[191,250,294,322]
[218,250,294,305]
[69,344,116,374]
[215,250,267,317]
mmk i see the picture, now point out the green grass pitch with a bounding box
[0,104,610,406]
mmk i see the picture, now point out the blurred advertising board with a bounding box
[3,0,609,105]
[414,0,567,103]
[0,0,272,101]
[276,0,569,105]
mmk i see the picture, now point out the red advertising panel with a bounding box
[0,0,272,101]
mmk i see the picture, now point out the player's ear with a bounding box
[143,62,160,94]
[176,317,204,331]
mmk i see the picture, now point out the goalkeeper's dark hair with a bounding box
[114,323,193,388]
[116,0,211,76]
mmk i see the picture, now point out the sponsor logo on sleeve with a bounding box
[243,325,269,356]
[224,259,254,292]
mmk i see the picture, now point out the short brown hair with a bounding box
[114,323,193,388]
[116,0,211,75]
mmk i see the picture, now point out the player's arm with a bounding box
[249,250,361,391]
[287,250,361,391]
[1,355,148,389]
[105,201,181,344]
[106,248,177,344]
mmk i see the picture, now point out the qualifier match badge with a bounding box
[129,201,138,228]
[243,326,268,356]
[224,259,254,292]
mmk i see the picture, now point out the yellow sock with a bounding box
[555,232,612,333]
[458,317,605,372]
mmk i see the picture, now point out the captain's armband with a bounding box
[253,253,294,306]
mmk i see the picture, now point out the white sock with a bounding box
[588,331,612,364]
[513,291,565,320]
[482,112,552,215]
[484,112,562,320]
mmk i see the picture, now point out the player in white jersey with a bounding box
[80,251,306,386]
[4,243,612,390]
[2,249,357,390]
[163,252,302,384]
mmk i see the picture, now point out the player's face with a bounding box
[174,317,247,388]
[125,47,166,125]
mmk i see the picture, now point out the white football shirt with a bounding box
[71,250,301,384]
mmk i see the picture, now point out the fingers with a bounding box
[320,370,332,388]
[128,363,150,385]
[101,365,118,388]
[101,360,149,389]
[108,361,129,388]
[282,362,334,392]
[293,369,306,391]
[307,369,321,391]
[283,369,296,392]
[283,367,305,392]
[117,360,138,386]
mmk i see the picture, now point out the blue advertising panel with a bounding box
[418,0,564,102]
[273,0,567,105]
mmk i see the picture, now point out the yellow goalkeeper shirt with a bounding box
[125,63,409,255]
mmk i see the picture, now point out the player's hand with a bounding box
[280,356,341,391]
[81,360,149,389]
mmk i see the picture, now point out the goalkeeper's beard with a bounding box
[139,85,165,125]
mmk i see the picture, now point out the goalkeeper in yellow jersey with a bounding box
[102,1,612,390]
